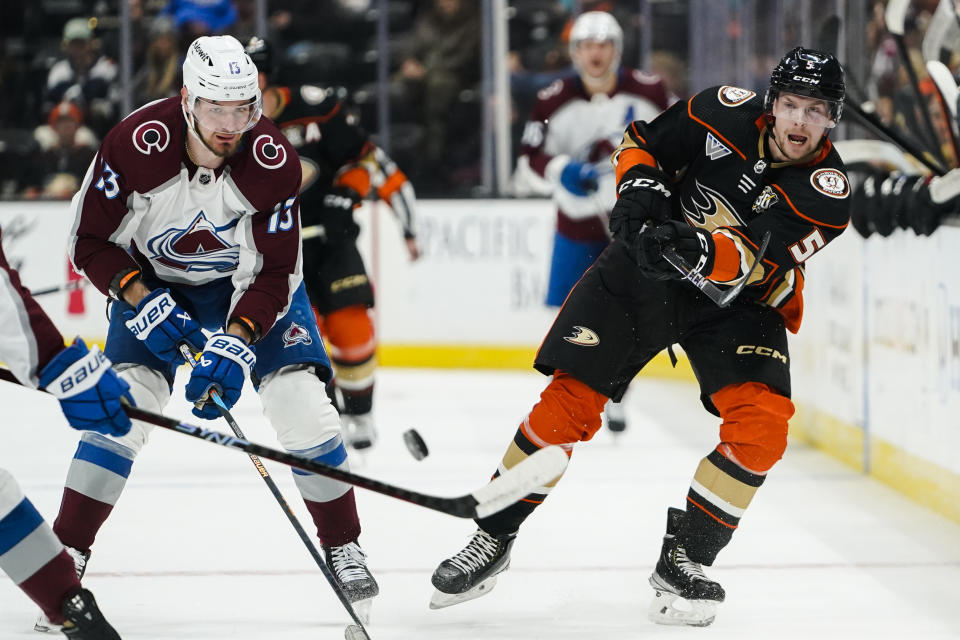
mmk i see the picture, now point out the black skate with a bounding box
[324,541,379,623]
[35,547,90,633]
[59,588,121,639]
[429,529,516,609]
[648,507,725,627]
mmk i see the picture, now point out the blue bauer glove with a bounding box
[183,334,256,420]
[123,288,206,364]
[559,160,600,196]
[38,338,134,436]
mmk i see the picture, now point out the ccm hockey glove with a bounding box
[609,169,673,243]
[184,334,256,420]
[39,338,134,436]
[636,220,715,281]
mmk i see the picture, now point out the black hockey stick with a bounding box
[885,0,949,166]
[843,97,947,176]
[177,346,371,639]
[29,280,88,297]
[0,366,566,519]
[662,230,771,308]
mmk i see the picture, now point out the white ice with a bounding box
[2,369,959,639]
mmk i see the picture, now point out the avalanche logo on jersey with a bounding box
[682,180,744,230]
[282,322,313,348]
[253,134,287,170]
[132,120,170,155]
[705,133,732,160]
[146,211,240,273]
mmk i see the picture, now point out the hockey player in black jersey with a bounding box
[430,47,851,627]
[246,37,420,451]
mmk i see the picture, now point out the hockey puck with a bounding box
[402,428,429,460]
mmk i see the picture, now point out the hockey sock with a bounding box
[290,437,362,546]
[323,305,376,416]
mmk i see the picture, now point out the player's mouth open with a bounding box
[787,134,807,145]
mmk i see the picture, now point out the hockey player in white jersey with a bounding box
[514,10,672,432]
[34,35,378,633]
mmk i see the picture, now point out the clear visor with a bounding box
[191,96,262,135]
[772,96,837,129]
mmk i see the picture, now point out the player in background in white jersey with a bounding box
[1,229,126,639]
[513,11,672,433]
[34,35,378,633]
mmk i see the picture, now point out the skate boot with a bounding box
[324,541,379,623]
[35,547,91,633]
[59,588,121,639]
[430,528,516,609]
[648,507,725,627]
[604,399,627,433]
[341,413,377,450]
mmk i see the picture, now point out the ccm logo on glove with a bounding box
[618,177,671,198]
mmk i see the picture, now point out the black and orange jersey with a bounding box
[266,84,375,230]
[613,85,851,332]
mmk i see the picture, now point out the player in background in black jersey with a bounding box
[246,37,420,451]
[429,47,851,628]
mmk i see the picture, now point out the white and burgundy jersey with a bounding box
[68,97,303,336]
[517,68,672,242]
[0,229,65,387]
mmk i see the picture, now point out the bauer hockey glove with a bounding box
[184,334,256,420]
[122,288,206,365]
[609,170,673,244]
[636,220,715,281]
[559,160,600,196]
[38,338,134,436]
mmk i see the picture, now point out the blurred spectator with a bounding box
[44,18,119,138]
[162,0,237,50]
[25,100,98,199]
[132,16,181,108]
[392,0,481,194]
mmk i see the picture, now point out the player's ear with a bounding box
[180,86,189,105]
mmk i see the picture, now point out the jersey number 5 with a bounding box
[788,228,825,263]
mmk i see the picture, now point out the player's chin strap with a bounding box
[661,230,772,309]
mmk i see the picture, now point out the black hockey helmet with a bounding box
[244,36,276,80]
[764,47,845,122]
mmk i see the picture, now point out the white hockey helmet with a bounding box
[182,35,262,135]
[569,11,623,71]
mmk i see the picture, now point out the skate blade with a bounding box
[429,575,498,609]
[344,623,370,640]
[350,597,373,625]
[648,588,717,627]
[34,612,61,633]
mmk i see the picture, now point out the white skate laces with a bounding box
[672,545,709,582]
[328,542,370,583]
[447,530,500,574]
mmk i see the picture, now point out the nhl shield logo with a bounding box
[282,322,313,348]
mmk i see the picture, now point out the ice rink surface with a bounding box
[2,368,959,639]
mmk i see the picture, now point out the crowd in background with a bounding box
[0,0,955,200]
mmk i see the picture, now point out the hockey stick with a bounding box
[843,97,947,175]
[180,345,373,638]
[661,230,771,309]
[921,0,960,64]
[29,279,88,297]
[0,366,566,519]
[885,0,949,165]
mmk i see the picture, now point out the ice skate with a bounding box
[35,547,90,633]
[324,541,378,623]
[604,399,627,433]
[341,413,377,450]
[430,529,516,609]
[59,588,120,639]
[648,508,725,627]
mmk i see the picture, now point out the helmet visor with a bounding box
[192,96,262,135]
[772,94,838,129]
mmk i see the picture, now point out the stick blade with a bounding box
[884,0,909,36]
[470,445,568,519]
[927,60,959,119]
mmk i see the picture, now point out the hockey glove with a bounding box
[39,338,134,436]
[609,172,673,243]
[184,334,256,420]
[317,186,362,243]
[123,288,205,364]
[636,220,715,281]
[559,160,600,196]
